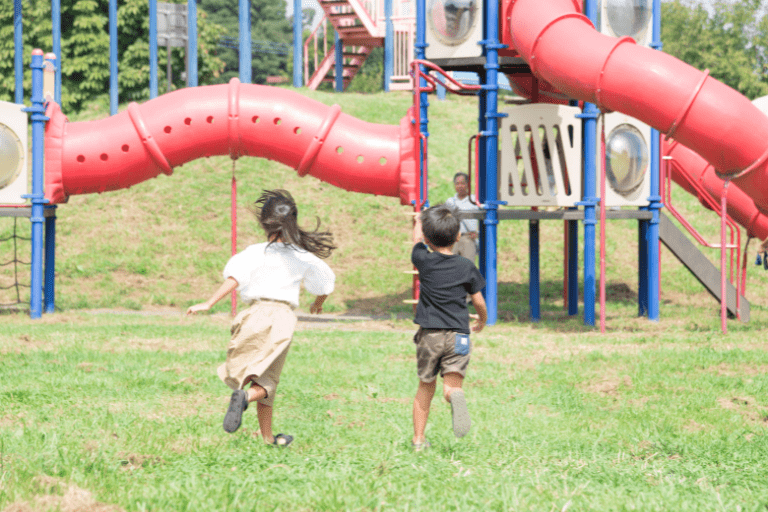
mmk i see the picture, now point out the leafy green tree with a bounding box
[662,0,768,99]
[0,0,225,112]
[199,0,292,84]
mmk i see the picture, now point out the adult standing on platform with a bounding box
[445,173,480,261]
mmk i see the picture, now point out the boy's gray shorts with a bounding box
[413,327,471,383]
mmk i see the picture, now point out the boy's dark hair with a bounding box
[453,172,469,183]
[420,204,460,248]
[253,189,336,259]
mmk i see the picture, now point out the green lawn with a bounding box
[2,311,768,511]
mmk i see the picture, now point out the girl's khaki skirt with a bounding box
[217,300,297,407]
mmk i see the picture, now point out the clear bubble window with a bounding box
[427,0,479,47]
[605,123,649,197]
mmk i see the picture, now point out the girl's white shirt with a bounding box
[223,242,335,307]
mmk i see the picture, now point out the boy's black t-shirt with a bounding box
[411,242,486,334]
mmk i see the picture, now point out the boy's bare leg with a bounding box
[413,380,436,444]
[443,372,471,437]
[442,372,464,402]
[246,384,276,444]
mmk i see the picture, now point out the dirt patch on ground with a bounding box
[2,477,125,512]
[581,375,634,397]
[705,363,768,378]
[717,396,768,425]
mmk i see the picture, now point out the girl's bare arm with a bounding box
[186,277,238,315]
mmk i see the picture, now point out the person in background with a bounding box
[445,172,481,262]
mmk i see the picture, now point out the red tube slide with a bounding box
[508,0,768,215]
[44,78,420,206]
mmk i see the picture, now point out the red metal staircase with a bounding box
[305,0,414,91]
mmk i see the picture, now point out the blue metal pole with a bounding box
[109,0,118,114]
[577,0,599,327]
[149,0,158,98]
[568,217,579,315]
[335,31,344,92]
[44,206,57,313]
[638,220,648,315]
[14,0,22,105]
[239,0,252,83]
[480,0,504,325]
[25,50,48,319]
[416,0,429,206]
[477,76,487,279]
[188,0,198,87]
[384,0,394,92]
[293,0,302,87]
[645,0,663,321]
[52,0,61,105]
[530,219,540,321]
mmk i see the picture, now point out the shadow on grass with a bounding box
[340,279,647,331]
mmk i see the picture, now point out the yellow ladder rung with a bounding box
[402,299,418,304]
[403,270,419,275]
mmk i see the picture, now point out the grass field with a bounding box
[2,86,768,510]
[3,311,768,511]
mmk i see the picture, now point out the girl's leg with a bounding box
[246,383,276,444]
[413,380,436,444]
[256,402,274,444]
[443,372,464,402]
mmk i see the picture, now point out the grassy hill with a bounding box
[2,87,767,327]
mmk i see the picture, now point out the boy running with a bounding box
[410,204,488,450]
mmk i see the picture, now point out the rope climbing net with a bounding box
[0,217,31,311]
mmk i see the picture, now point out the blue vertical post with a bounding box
[568,217,579,315]
[239,0,252,83]
[25,50,48,319]
[479,0,503,325]
[575,0,599,327]
[109,0,118,114]
[335,31,344,92]
[14,0,22,105]
[188,0,198,87]
[645,0,662,321]
[416,0,429,206]
[52,0,61,105]
[383,0,394,92]
[530,219,540,321]
[149,0,159,98]
[638,221,648,315]
[44,206,56,313]
[293,0,302,87]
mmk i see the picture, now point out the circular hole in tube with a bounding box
[252,116,260,123]
[207,116,214,124]
[294,127,301,135]
[100,153,108,161]
[184,118,192,125]
[336,146,344,154]
[164,126,172,134]
[122,145,130,152]
[274,118,282,125]
[357,155,364,163]
[77,155,85,163]
[379,157,387,165]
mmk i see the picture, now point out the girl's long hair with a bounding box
[253,189,336,259]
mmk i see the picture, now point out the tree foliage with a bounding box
[662,0,768,99]
[199,0,292,84]
[0,0,225,113]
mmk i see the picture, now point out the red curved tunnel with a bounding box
[44,79,420,206]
